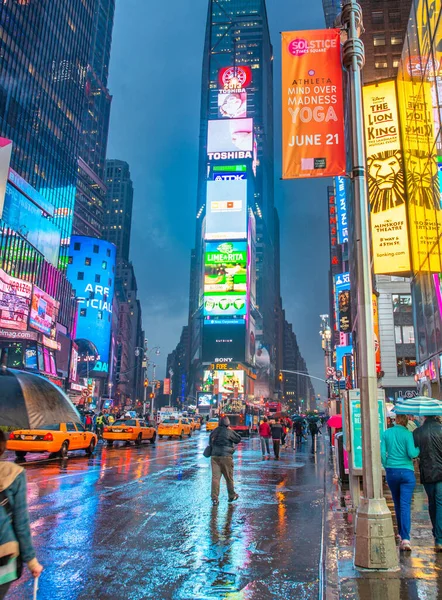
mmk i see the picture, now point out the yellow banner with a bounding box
[397,78,442,272]
[362,80,411,274]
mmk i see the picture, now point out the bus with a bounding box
[265,401,282,417]
[222,402,263,437]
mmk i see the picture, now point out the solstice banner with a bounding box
[281,29,345,179]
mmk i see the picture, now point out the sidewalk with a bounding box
[324,453,442,600]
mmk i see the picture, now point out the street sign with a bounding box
[326,367,335,377]
[347,389,386,472]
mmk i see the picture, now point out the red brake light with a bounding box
[104,427,109,432]
[43,433,53,441]
[9,432,15,440]
[126,427,134,433]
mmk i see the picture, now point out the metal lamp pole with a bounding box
[151,363,156,418]
[341,0,398,570]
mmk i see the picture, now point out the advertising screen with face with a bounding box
[205,180,247,241]
[207,118,253,154]
[202,321,246,362]
[0,268,32,331]
[218,91,247,119]
[204,241,247,294]
[29,286,59,337]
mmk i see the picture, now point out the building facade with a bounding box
[104,160,134,264]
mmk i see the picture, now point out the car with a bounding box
[158,417,192,439]
[206,418,219,432]
[190,418,201,431]
[7,422,97,460]
[103,418,156,446]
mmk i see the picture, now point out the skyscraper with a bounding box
[104,160,134,264]
[0,1,96,259]
[188,0,278,404]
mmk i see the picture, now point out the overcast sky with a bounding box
[107,0,329,394]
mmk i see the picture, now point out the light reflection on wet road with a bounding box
[9,433,326,599]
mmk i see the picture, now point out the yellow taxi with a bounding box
[206,418,219,432]
[158,417,193,439]
[190,417,201,431]
[7,422,97,460]
[103,418,156,446]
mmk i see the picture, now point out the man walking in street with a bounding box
[271,418,283,460]
[413,416,442,551]
[309,419,320,454]
[209,416,241,506]
[259,416,271,459]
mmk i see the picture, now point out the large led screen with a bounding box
[218,91,247,119]
[204,241,247,294]
[207,118,253,154]
[204,294,246,317]
[203,369,245,395]
[205,180,247,241]
[67,236,116,374]
[29,286,59,337]
[0,268,32,331]
[202,321,246,362]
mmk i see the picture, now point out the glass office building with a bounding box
[0,1,96,262]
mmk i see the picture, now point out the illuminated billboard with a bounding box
[218,91,247,119]
[203,369,245,395]
[202,321,246,362]
[29,286,59,337]
[0,268,32,331]
[203,294,246,317]
[66,236,116,375]
[335,176,348,244]
[363,80,411,274]
[218,66,252,90]
[205,180,247,241]
[204,241,247,294]
[207,118,253,155]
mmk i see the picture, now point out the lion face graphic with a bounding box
[367,150,406,213]
[406,150,441,211]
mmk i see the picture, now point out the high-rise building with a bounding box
[0,1,97,260]
[187,0,278,405]
[104,160,134,264]
[73,0,115,239]
[282,319,315,413]
[166,326,190,408]
[322,0,342,27]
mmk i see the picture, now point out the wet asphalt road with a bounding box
[9,432,326,600]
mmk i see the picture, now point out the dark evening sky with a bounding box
[107,0,330,393]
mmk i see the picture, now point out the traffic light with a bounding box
[149,393,154,399]
[278,371,283,382]
[144,379,149,388]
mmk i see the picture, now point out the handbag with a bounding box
[0,490,23,585]
[203,445,212,458]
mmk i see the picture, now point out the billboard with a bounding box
[0,268,32,331]
[29,286,59,337]
[397,78,442,272]
[207,118,253,154]
[204,295,246,317]
[205,180,247,241]
[66,237,116,375]
[204,241,247,294]
[218,66,252,90]
[363,80,411,274]
[218,91,247,119]
[281,29,345,179]
[335,176,349,244]
[203,369,245,395]
[202,321,246,362]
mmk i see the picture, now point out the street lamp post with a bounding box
[341,0,398,570]
[151,363,156,418]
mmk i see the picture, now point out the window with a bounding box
[395,325,415,344]
[389,10,401,23]
[391,34,403,46]
[395,326,402,344]
[102,261,107,269]
[74,242,81,251]
[374,34,386,46]
[66,422,76,432]
[85,257,91,266]
[76,423,85,432]
[392,294,412,313]
[98,311,103,320]
[397,357,417,376]
[80,308,87,317]
[106,249,111,257]
[108,278,112,287]
[375,59,388,69]
[95,274,101,283]
[77,272,84,280]
[372,10,384,24]
[393,57,401,68]
[68,256,73,264]
[93,244,99,254]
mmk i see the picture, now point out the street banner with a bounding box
[397,78,442,272]
[372,294,381,373]
[163,378,170,395]
[281,29,345,179]
[362,80,411,274]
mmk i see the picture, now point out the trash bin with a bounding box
[335,432,349,484]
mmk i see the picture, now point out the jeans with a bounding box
[385,467,416,541]
[273,440,281,459]
[211,456,235,500]
[260,437,270,456]
[423,481,442,544]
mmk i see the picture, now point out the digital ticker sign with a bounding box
[205,180,247,241]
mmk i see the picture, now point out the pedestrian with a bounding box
[308,420,320,454]
[0,431,43,599]
[381,414,420,551]
[413,416,442,552]
[259,416,271,459]
[209,417,241,506]
[294,420,304,447]
[271,418,283,460]
[85,412,93,431]
[95,413,105,438]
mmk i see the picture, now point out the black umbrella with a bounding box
[0,368,81,429]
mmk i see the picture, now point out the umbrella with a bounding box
[327,414,342,428]
[0,368,81,429]
[393,396,442,417]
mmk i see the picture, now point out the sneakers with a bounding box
[228,493,239,503]
[400,539,412,552]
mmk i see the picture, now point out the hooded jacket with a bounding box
[413,419,442,484]
[209,425,241,457]
[0,461,36,565]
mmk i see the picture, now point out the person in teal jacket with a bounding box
[381,414,420,551]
